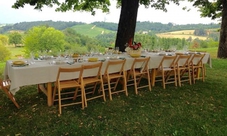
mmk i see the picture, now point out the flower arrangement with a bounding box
[125,38,142,52]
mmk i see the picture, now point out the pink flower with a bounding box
[128,41,142,50]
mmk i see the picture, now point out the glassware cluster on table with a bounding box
[30,47,124,65]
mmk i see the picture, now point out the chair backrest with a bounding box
[82,62,103,78]
[104,59,126,75]
[56,66,83,83]
[190,54,205,66]
[175,54,191,67]
[130,57,150,72]
[0,79,9,88]
[158,56,177,69]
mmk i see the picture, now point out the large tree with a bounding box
[23,25,65,56]
[12,0,180,52]
[8,32,22,47]
[189,0,226,58]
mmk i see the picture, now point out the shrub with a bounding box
[0,41,11,62]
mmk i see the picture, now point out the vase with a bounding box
[129,49,141,58]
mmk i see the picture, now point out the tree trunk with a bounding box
[115,0,139,52]
[218,0,227,58]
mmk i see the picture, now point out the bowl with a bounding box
[88,57,98,62]
[130,53,141,58]
[12,60,26,65]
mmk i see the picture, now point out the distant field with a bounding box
[71,24,115,37]
[7,46,25,59]
[156,30,207,40]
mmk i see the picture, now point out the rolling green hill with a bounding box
[71,24,115,37]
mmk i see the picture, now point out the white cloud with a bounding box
[0,0,218,24]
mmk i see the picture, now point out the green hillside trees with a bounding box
[0,35,8,45]
[0,41,11,62]
[23,26,65,56]
[8,32,22,47]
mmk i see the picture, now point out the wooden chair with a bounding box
[102,59,128,100]
[151,55,177,89]
[52,67,84,114]
[127,57,151,94]
[189,53,206,84]
[79,62,106,107]
[189,50,207,76]
[0,79,20,109]
[175,54,192,87]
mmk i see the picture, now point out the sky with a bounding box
[0,0,219,25]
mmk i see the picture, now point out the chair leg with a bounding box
[82,87,87,107]
[100,81,106,102]
[177,70,181,87]
[174,71,177,87]
[52,86,57,105]
[73,88,79,100]
[162,71,166,89]
[107,80,113,100]
[2,87,20,109]
[147,73,152,91]
[113,78,120,91]
[123,75,128,96]
[81,88,84,110]
[58,88,62,114]
[133,75,138,94]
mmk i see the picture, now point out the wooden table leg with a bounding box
[151,69,156,87]
[38,83,53,106]
[47,82,53,106]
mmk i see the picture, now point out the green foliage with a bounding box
[194,28,207,36]
[207,39,219,48]
[0,34,8,45]
[199,40,208,48]
[95,32,116,47]
[0,20,85,33]
[8,32,22,47]
[23,26,65,57]
[0,42,11,62]
[195,0,222,20]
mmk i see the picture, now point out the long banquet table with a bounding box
[3,52,212,106]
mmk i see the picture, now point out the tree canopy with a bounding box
[23,26,65,56]
[8,32,22,47]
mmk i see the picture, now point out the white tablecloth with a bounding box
[4,52,211,94]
